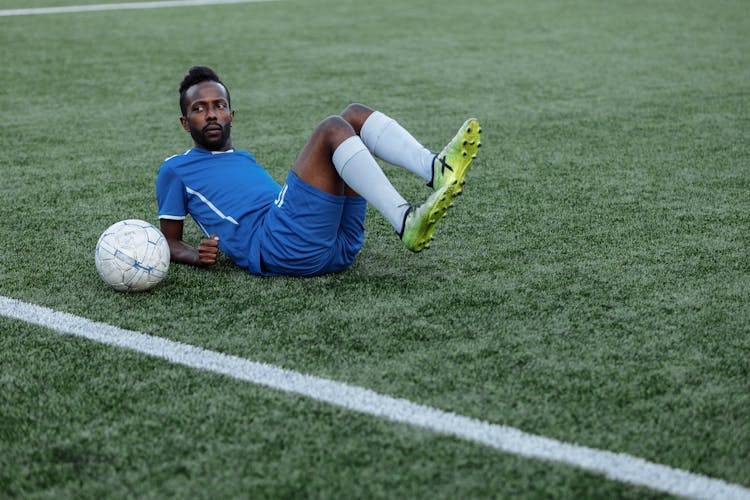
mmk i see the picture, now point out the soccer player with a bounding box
[156,66,481,277]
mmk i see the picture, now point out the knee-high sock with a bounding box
[359,111,435,182]
[332,136,410,232]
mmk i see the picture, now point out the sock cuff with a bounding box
[332,135,369,176]
[360,110,395,152]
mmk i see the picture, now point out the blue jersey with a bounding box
[156,148,282,271]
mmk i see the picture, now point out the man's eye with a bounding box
[216,103,226,109]
[193,106,204,112]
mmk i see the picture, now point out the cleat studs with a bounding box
[463,140,468,145]
[470,140,475,145]
[478,127,482,133]
[462,151,467,156]
[477,142,482,147]
[472,154,477,159]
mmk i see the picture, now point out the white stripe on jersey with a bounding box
[185,186,239,225]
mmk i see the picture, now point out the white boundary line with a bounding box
[0,0,276,17]
[2,295,748,500]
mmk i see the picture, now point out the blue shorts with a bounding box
[256,171,367,277]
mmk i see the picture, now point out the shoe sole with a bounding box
[408,185,455,252]
[437,118,481,196]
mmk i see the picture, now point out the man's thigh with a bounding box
[260,171,365,276]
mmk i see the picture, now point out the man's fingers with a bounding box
[202,237,220,248]
[198,235,220,266]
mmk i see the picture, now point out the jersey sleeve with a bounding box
[155,162,187,220]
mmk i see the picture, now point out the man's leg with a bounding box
[341,103,481,196]
[340,103,434,182]
[292,114,455,252]
[292,115,409,231]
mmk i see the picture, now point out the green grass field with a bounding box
[1,0,749,497]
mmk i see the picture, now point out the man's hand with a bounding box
[198,235,220,266]
[160,219,221,268]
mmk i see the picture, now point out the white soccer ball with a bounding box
[95,219,170,292]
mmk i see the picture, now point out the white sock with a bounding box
[332,136,410,232]
[360,111,435,182]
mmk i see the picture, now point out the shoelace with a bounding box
[436,155,454,176]
[428,154,454,188]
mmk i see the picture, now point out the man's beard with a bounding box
[190,123,231,151]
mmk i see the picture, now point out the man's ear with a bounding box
[180,115,189,131]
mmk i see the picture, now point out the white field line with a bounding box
[2,295,748,500]
[0,0,276,17]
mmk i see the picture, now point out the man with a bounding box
[156,66,481,277]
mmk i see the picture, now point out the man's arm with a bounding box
[160,218,220,267]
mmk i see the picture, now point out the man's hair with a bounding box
[178,66,231,116]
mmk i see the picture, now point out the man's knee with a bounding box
[312,115,356,149]
[340,103,374,134]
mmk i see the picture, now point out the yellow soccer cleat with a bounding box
[400,184,455,252]
[428,118,481,196]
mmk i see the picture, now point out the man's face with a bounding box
[180,81,234,151]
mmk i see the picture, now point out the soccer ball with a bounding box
[95,219,170,292]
